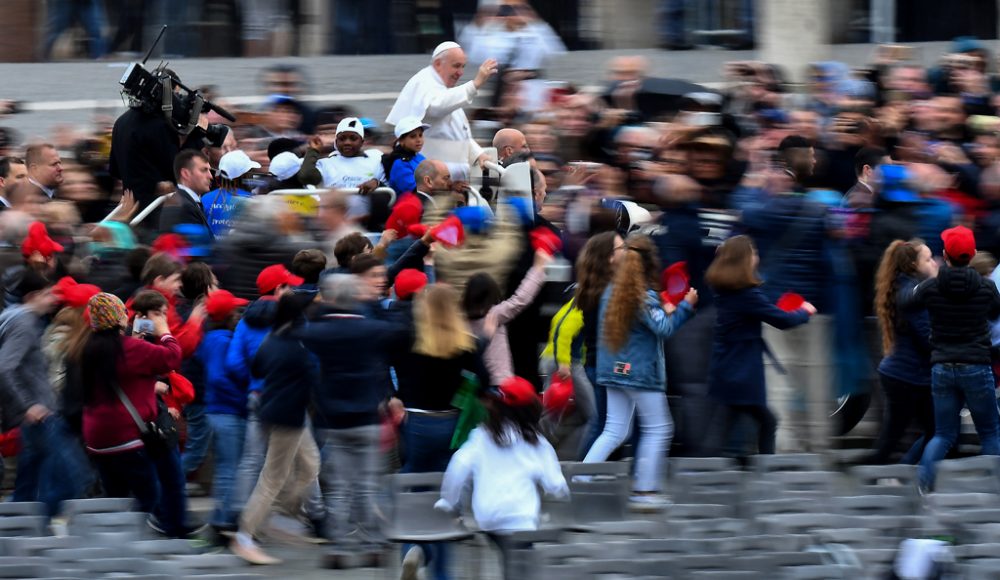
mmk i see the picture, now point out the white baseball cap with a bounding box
[393,116,431,139]
[269,151,303,181]
[219,150,262,181]
[336,117,364,138]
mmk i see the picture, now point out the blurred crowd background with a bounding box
[0,0,997,62]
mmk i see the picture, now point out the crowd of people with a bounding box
[4,29,1000,578]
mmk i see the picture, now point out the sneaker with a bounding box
[629,493,673,512]
[401,545,424,580]
[306,518,329,544]
[231,532,282,566]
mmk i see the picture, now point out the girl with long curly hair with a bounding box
[867,239,937,464]
[582,235,698,510]
[572,231,625,457]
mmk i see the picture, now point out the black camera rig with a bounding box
[119,26,235,137]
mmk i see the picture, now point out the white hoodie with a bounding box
[436,426,569,532]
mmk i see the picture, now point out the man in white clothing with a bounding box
[386,41,498,181]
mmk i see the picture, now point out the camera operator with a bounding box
[109,68,229,212]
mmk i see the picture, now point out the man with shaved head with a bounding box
[387,41,499,180]
[493,128,530,166]
[413,159,453,210]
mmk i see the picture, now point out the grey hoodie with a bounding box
[0,305,55,431]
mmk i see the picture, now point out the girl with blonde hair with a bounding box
[390,283,491,580]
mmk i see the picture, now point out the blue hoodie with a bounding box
[197,328,248,416]
[388,152,426,194]
[225,298,277,394]
[202,187,253,237]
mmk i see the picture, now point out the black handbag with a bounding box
[112,381,178,456]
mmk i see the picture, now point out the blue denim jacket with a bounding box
[596,287,694,392]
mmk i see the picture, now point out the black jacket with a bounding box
[158,189,211,237]
[908,266,1000,365]
[253,324,317,428]
[293,306,410,429]
[212,227,316,301]
[110,108,207,209]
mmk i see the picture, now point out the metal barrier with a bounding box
[112,187,399,226]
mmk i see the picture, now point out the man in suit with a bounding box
[844,146,888,209]
[25,145,63,200]
[159,150,214,238]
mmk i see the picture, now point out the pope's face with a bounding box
[433,49,467,88]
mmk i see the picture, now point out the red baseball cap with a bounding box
[205,290,249,322]
[256,264,304,296]
[21,222,63,258]
[394,269,428,300]
[54,277,102,309]
[942,225,976,262]
[498,376,540,407]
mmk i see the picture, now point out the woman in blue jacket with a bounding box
[583,235,697,510]
[867,239,937,464]
[704,236,814,458]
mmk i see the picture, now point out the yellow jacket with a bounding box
[540,298,584,368]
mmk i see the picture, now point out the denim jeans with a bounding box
[181,403,213,475]
[207,414,247,527]
[44,0,107,59]
[15,416,91,516]
[317,425,382,548]
[151,444,189,537]
[583,388,674,493]
[919,363,1000,490]
[400,413,459,580]
[234,405,267,512]
[579,366,606,460]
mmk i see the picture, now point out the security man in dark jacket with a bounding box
[292,274,409,555]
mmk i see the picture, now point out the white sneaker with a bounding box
[401,545,424,580]
[231,532,282,566]
[629,493,673,512]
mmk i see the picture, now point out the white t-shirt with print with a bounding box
[316,150,386,189]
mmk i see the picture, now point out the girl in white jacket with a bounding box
[434,377,568,577]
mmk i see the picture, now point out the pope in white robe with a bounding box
[386,41,498,180]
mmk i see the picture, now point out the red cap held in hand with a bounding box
[660,261,690,306]
[530,227,562,256]
[21,222,63,258]
[407,224,428,238]
[499,376,540,407]
[776,292,805,312]
[543,373,574,415]
[387,194,423,237]
[941,225,976,262]
[430,215,465,248]
[205,290,250,322]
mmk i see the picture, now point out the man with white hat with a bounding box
[202,149,260,237]
[386,41,498,181]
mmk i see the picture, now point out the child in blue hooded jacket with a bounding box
[197,289,249,532]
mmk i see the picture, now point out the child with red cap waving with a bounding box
[434,376,567,579]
